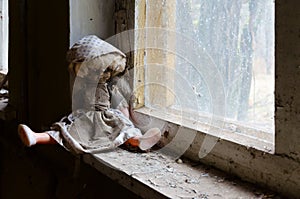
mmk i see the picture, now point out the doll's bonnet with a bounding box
[67,35,126,80]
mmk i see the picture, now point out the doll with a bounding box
[18,35,161,153]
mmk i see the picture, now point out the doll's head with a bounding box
[67,35,126,84]
[68,52,126,84]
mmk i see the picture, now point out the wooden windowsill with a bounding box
[82,148,274,199]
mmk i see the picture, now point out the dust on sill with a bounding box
[82,148,276,199]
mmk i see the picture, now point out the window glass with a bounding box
[142,0,274,135]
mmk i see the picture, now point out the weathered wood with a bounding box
[144,0,176,108]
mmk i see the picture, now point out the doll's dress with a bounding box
[46,35,143,154]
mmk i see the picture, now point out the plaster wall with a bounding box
[70,0,115,46]
[275,0,300,161]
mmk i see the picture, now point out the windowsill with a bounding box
[82,148,274,198]
[135,107,274,154]
[78,106,281,198]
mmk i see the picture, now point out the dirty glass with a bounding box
[140,0,274,135]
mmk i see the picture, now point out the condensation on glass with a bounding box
[137,0,275,135]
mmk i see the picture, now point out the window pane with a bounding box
[172,0,274,133]
[140,0,274,136]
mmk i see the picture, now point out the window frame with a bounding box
[133,0,275,153]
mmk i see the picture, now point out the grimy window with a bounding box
[134,0,274,150]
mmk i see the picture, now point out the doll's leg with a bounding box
[115,108,162,151]
[125,127,161,151]
[18,124,57,147]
